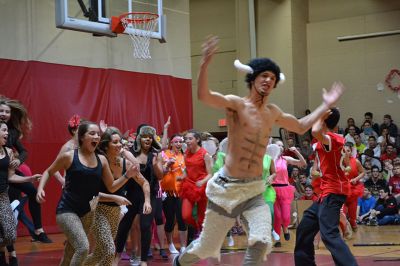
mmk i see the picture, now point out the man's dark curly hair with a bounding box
[245,58,281,88]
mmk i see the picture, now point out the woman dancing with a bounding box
[36,121,137,266]
[84,127,149,266]
[0,121,41,266]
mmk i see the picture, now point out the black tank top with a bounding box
[56,149,102,217]
[0,148,10,193]
[99,158,127,207]
[126,152,158,201]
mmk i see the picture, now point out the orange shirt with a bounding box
[160,150,185,195]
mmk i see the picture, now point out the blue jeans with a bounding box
[294,194,358,266]
[378,214,400,225]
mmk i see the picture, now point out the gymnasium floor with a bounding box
[13,225,400,265]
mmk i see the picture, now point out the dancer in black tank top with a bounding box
[0,122,41,266]
[115,125,163,266]
[86,127,150,266]
[36,121,139,266]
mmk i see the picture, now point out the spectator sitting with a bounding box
[299,139,313,167]
[383,159,394,182]
[360,121,379,145]
[362,150,381,171]
[282,137,298,158]
[367,186,399,226]
[380,143,397,162]
[367,136,381,156]
[344,117,361,135]
[364,165,387,199]
[356,187,376,224]
[344,125,357,144]
[289,166,300,185]
[388,164,400,204]
[294,171,310,199]
[380,114,398,138]
[364,112,380,135]
[353,134,366,157]
[378,126,397,148]
[300,185,318,201]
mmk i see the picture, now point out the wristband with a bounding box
[123,173,129,179]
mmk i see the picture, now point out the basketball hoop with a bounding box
[111,12,159,60]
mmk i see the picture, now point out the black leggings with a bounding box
[115,196,156,262]
[154,196,164,226]
[162,196,186,232]
[8,182,42,229]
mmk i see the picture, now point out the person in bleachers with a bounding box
[364,165,386,199]
[344,118,361,135]
[363,112,380,135]
[356,187,376,224]
[367,186,399,226]
[388,164,400,204]
[300,185,318,201]
[344,125,357,144]
[353,134,366,157]
[380,143,397,161]
[378,126,397,148]
[380,114,398,138]
[360,122,379,146]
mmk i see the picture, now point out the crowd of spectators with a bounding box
[286,112,400,228]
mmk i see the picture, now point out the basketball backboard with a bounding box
[55,0,166,41]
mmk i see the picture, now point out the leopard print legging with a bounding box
[0,191,16,248]
[56,211,94,266]
[84,204,121,266]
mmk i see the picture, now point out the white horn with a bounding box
[280,73,286,83]
[234,59,253,74]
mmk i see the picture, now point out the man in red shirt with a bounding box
[389,164,400,203]
[300,185,318,201]
[294,108,358,266]
[380,143,397,161]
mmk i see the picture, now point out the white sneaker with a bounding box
[272,230,280,241]
[11,200,20,211]
[180,246,186,254]
[227,235,234,247]
[169,243,179,254]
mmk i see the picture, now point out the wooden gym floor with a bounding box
[12,225,400,265]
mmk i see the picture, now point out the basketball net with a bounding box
[120,13,159,60]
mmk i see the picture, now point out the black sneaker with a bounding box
[284,232,290,241]
[0,251,8,266]
[160,249,168,260]
[33,232,53,243]
[8,256,18,266]
[274,241,282,248]
[147,248,153,258]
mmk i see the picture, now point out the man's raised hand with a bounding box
[322,82,345,107]
[201,36,219,65]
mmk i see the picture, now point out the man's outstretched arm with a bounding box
[274,82,345,135]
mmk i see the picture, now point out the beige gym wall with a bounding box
[307,0,400,129]
[191,0,400,133]
[0,0,191,79]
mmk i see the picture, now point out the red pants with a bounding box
[182,197,207,231]
[344,195,358,228]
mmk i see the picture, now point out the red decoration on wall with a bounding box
[385,69,400,93]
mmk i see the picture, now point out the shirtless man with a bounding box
[173,36,344,266]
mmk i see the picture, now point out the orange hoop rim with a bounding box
[119,12,159,24]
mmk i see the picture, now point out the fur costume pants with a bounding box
[175,170,272,266]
